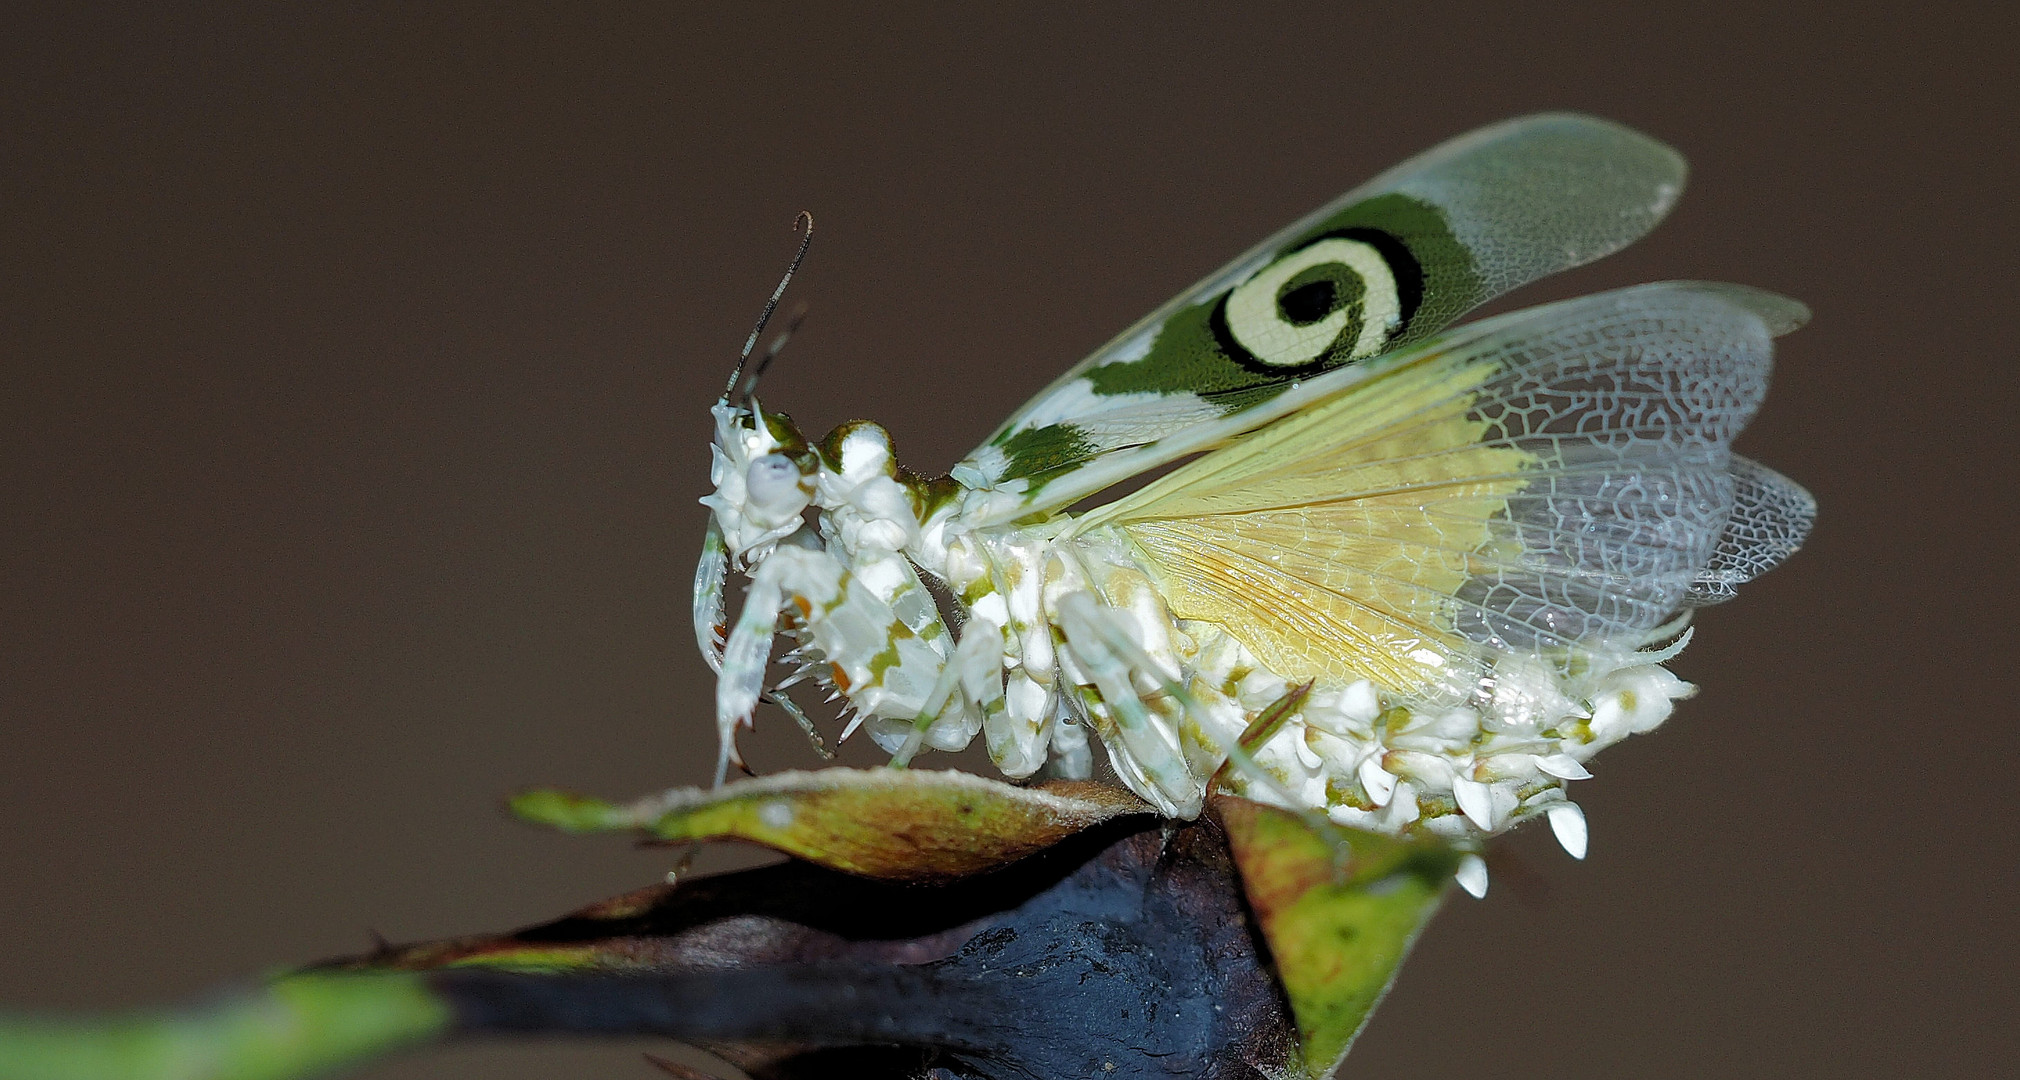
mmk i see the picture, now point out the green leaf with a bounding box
[1215,796,1460,1078]
[511,768,1154,881]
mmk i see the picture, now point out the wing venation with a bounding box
[1074,284,1797,690]
[955,113,1692,514]
[1684,455,1817,605]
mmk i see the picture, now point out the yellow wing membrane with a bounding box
[1075,282,1806,697]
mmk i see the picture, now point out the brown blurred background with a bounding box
[1,4,2012,1078]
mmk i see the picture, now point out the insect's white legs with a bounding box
[693,519,729,673]
[986,668,1054,779]
[883,660,961,768]
[887,621,1001,768]
[1057,590,1344,836]
[954,617,1009,753]
[716,545,806,784]
[697,522,832,766]
[816,548,969,756]
[1053,592,1200,817]
[764,684,832,759]
[721,541,980,779]
[1045,705,1092,779]
[960,536,1055,779]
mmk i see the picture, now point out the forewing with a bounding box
[954,113,1688,516]
[1075,283,1805,694]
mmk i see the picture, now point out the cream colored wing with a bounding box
[1072,282,1809,696]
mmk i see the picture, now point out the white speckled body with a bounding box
[697,115,1814,872]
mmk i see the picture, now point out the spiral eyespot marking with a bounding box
[1224,237,1401,368]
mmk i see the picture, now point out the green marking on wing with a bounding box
[997,421,1098,483]
[1078,298,1234,400]
[1320,191,1483,344]
[996,193,1470,488]
[1077,192,1478,402]
[961,113,1688,516]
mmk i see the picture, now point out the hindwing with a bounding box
[1070,283,1813,695]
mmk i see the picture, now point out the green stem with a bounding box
[0,972,451,1080]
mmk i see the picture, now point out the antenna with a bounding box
[743,302,809,400]
[720,211,813,404]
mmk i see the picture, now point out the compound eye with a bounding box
[745,453,808,513]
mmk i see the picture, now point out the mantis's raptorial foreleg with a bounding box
[693,519,730,671]
[717,539,987,784]
[696,523,828,776]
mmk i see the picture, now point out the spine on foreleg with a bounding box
[716,544,843,782]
